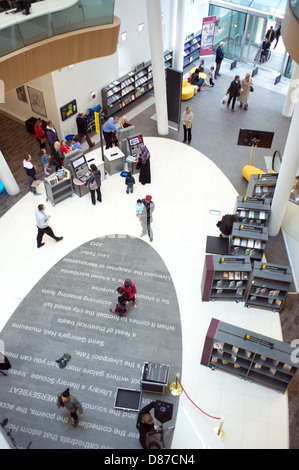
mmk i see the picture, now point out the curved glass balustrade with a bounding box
[0,0,115,58]
[290,0,299,17]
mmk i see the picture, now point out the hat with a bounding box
[145,195,152,201]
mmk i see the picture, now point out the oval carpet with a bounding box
[0,235,182,450]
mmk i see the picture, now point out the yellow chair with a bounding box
[242,165,264,181]
[181,79,194,101]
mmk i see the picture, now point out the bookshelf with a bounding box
[44,173,73,206]
[245,261,293,312]
[201,318,299,393]
[235,196,271,228]
[183,31,201,68]
[230,223,268,262]
[246,173,279,203]
[201,254,252,302]
[101,50,173,117]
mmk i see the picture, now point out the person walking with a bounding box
[140,195,155,242]
[110,287,130,317]
[238,73,253,111]
[57,388,83,427]
[102,116,120,149]
[215,42,224,78]
[122,279,137,308]
[226,75,242,111]
[23,154,39,195]
[34,119,46,149]
[45,121,59,155]
[274,25,281,48]
[138,145,151,185]
[266,26,275,45]
[85,163,102,205]
[125,171,135,194]
[208,66,215,87]
[76,112,95,149]
[182,106,194,144]
[35,204,63,248]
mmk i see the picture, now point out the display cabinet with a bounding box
[245,261,293,312]
[235,196,271,227]
[230,223,268,262]
[246,173,278,203]
[201,254,252,302]
[183,31,201,67]
[201,318,299,393]
[101,51,173,117]
[44,171,73,206]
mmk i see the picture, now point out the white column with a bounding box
[146,0,169,135]
[173,0,186,71]
[269,99,299,236]
[0,150,20,196]
[282,62,299,117]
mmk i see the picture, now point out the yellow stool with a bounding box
[181,79,194,100]
[242,165,264,181]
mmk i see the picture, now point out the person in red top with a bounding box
[122,279,137,308]
[60,140,71,157]
[34,119,46,149]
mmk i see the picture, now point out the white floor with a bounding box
[0,137,289,449]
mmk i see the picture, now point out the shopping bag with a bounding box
[221,95,227,105]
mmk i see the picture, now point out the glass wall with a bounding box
[0,0,115,58]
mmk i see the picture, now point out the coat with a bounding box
[45,126,59,149]
[215,46,224,64]
[238,77,253,106]
[85,169,101,189]
[227,80,241,98]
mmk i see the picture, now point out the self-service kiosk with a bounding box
[69,153,90,197]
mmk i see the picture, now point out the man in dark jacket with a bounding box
[45,121,59,155]
[76,112,95,148]
[23,154,39,195]
[136,401,158,449]
[215,42,224,78]
[226,75,242,111]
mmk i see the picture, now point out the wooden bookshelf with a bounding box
[101,50,173,117]
[245,262,293,312]
[201,318,299,393]
[201,254,252,302]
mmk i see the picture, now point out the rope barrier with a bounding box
[177,377,221,420]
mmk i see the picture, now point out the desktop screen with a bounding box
[128,134,143,149]
[71,155,86,169]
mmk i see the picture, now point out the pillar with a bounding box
[0,150,20,196]
[173,0,186,71]
[282,62,299,117]
[269,98,299,236]
[146,0,169,135]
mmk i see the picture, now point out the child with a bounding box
[136,199,144,220]
[41,148,51,175]
[208,66,215,87]
[110,287,129,317]
[71,136,82,151]
[125,171,135,194]
[60,140,71,157]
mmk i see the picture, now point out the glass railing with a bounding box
[0,0,115,58]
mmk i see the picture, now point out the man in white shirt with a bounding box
[35,204,63,248]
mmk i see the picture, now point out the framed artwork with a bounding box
[27,86,47,117]
[16,86,27,103]
[60,99,77,121]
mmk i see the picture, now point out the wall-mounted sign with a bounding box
[60,99,77,121]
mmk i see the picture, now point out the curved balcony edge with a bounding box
[0,16,121,94]
[282,1,299,65]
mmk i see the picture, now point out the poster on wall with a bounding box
[200,16,217,56]
[60,99,77,121]
[16,86,27,103]
[27,86,47,117]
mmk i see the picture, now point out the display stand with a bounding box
[230,223,268,261]
[44,171,73,206]
[245,262,293,312]
[246,173,279,203]
[235,196,271,227]
[140,362,169,394]
[201,318,299,393]
[201,255,252,302]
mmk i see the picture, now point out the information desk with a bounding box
[104,147,125,175]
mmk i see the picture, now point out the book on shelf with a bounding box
[211,356,218,363]
[259,211,266,219]
[269,290,280,297]
[229,272,234,280]
[223,272,228,279]
[275,299,282,307]
[234,364,241,368]
[229,281,235,288]
[283,364,292,372]
[254,240,261,249]
[247,239,254,248]
[213,341,224,350]
[222,360,228,365]
[235,272,240,280]
[254,362,262,369]
[260,355,267,362]
[231,354,237,362]
[216,289,223,295]
[272,359,279,367]
[245,350,252,359]
[236,281,243,287]
[216,280,223,287]
[241,239,247,247]
[236,289,243,296]
[241,272,248,280]
[232,346,239,354]
[269,368,276,376]
[233,237,241,246]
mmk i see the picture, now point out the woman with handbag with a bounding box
[182,106,194,144]
[34,119,46,149]
[85,163,102,205]
[238,73,253,111]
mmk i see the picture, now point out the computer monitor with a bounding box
[69,154,89,179]
[237,129,274,149]
[71,155,86,169]
[127,134,144,157]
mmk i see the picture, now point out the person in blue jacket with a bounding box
[103,116,119,149]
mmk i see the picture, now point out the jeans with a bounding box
[27,175,36,194]
[126,184,133,194]
[227,95,237,109]
[90,187,102,205]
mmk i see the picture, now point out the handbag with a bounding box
[250,85,254,92]
[186,123,192,129]
[89,179,98,190]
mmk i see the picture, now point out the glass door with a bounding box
[240,15,267,65]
